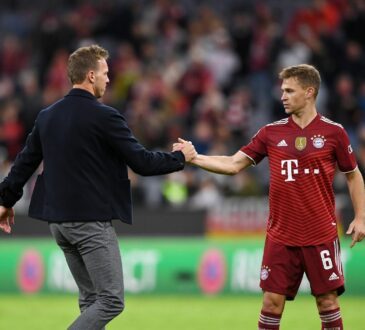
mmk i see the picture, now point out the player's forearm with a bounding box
[347,169,365,221]
[189,154,239,175]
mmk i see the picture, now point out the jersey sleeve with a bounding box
[240,127,267,165]
[335,127,357,172]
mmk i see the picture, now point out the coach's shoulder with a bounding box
[97,103,127,124]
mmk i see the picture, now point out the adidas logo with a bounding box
[329,272,339,281]
[277,140,288,147]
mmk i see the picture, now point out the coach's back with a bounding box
[3,88,185,224]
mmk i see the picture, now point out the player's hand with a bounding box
[173,138,197,163]
[346,218,365,248]
[172,142,183,152]
[0,206,14,234]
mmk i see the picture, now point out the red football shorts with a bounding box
[260,236,345,300]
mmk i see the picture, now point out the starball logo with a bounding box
[281,159,320,182]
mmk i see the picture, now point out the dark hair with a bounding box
[67,45,109,84]
[279,64,321,98]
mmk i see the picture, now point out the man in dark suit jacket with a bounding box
[0,45,196,329]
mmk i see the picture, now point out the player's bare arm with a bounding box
[189,150,253,175]
[345,168,365,247]
[172,138,253,174]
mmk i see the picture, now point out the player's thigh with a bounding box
[260,236,304,300]
[302,238,344,297]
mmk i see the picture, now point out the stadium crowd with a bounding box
[1,0,365,209]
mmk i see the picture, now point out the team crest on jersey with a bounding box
[295,137,306,151]
[311,135,326,149]
[260,265,271,280]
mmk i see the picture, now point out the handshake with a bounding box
[172,138,198,163]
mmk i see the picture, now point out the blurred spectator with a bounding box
[190,177,223,210]
[230,9,253,78]
[111,42,141,103]
[0,75,16,100]
[356,125,365,178]
[328,73,361,146]
[1,0,365,210]
[287,0,342,38]
[342,0,365,48]
[190,120,214,155]
[339,41,365,87]
[224,87,254,146]
[275,32,311,71]
[18,69,42,138]
[0,99,24,161]
[0,34,28,76]
[247,3,280,130]
[178,49,213,108]
[358,80,365,118]
[43,48,70,104]
[162,172,189,207]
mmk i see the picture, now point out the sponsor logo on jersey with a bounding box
[277,140,288,147]
[281,159,320,182]
[295,137,306,151]
[311,135,326,148]
[348,145,353,154]
[260,265,271,280]
[328,272,339,281]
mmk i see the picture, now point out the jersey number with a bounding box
[320,250,333,270]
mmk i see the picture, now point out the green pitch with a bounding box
[0,294,363,329]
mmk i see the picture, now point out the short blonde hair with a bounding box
[279,64,321,98]
[68,45,109,84]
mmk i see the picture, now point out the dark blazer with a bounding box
[0,88,185,224]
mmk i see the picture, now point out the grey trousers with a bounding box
[49,221,124,330]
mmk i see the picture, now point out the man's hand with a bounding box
[173,138,197,162]
[346,218,365,248]
[0,206,14,234]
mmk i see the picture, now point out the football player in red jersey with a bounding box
[175,64,365,330]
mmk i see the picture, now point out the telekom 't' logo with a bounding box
[281,159,320,182]
[281,160,298,182]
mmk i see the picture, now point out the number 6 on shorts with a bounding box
[320,249,333,270]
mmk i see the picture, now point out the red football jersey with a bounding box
[241,114,357,246]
